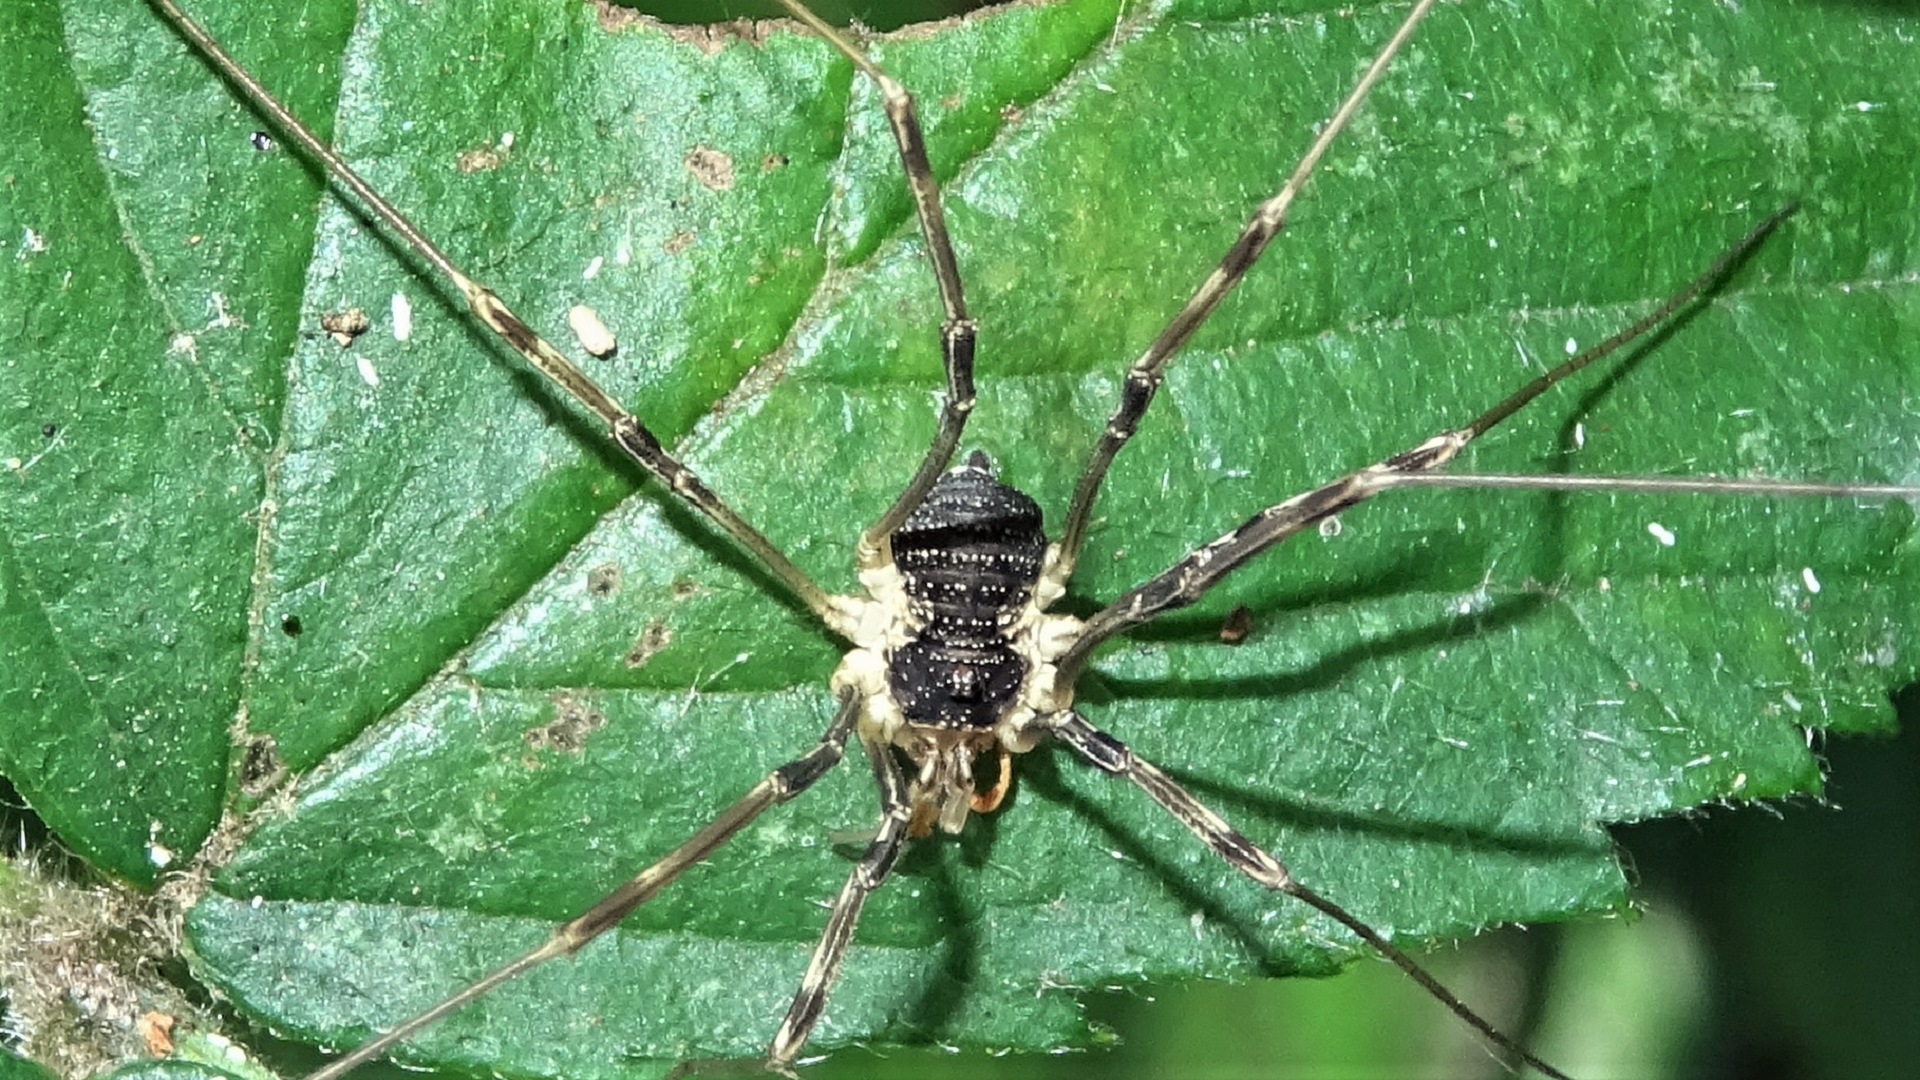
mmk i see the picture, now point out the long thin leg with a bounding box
[1055,205,1795,685]
[1052,0,1439,581]
[302,691,864,1080]
[1380,472,1920,499]
[768,731,913,1070]
[774,1,979,559]
[147,0,842,628]
[1049,711,1573,1080]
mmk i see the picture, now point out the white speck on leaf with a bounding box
[569,304,617,357]
[391,291,413,341]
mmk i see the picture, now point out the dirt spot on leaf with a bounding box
[138,1011,175,1056]
[586,562,623,598]
[457,140,507,173]
[626,619,673,669]
[526,693,607,755]
[320,308,368,347]
[684,146,736,191]
[1218,604,1252,645]
[239,734,284,797]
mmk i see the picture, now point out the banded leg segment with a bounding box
[147,0,841,628]
[1052,0,1439,579]
[774,1,979,555]
[303,692,863,1080]
[1050,712,1574,1080]
[768,732,914,1070]
[1056,205,1799,684]
[1057,422,1474,684]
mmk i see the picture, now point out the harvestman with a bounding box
[145,0,1918,1076]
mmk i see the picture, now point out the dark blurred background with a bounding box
[613,0,988,30]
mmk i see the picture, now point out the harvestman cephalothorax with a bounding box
[21,0,1916,1076]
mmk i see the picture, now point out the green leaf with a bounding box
[0,1050,61,1080]
[95,1064,252,1080]
[3,0,1916,1078]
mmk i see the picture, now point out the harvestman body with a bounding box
[143,0,1919,1077]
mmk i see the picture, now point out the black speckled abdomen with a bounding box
[887,453,1046,729]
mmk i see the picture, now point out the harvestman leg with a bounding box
[147,0,841,627]
[662,734,914,1079]
[1048,712,1573,1080]
[772,0,981,555]
[1052,0,1439,579]
[768,733,915,1069]
[303,691,864,1080]
[1054,203,1798,684]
